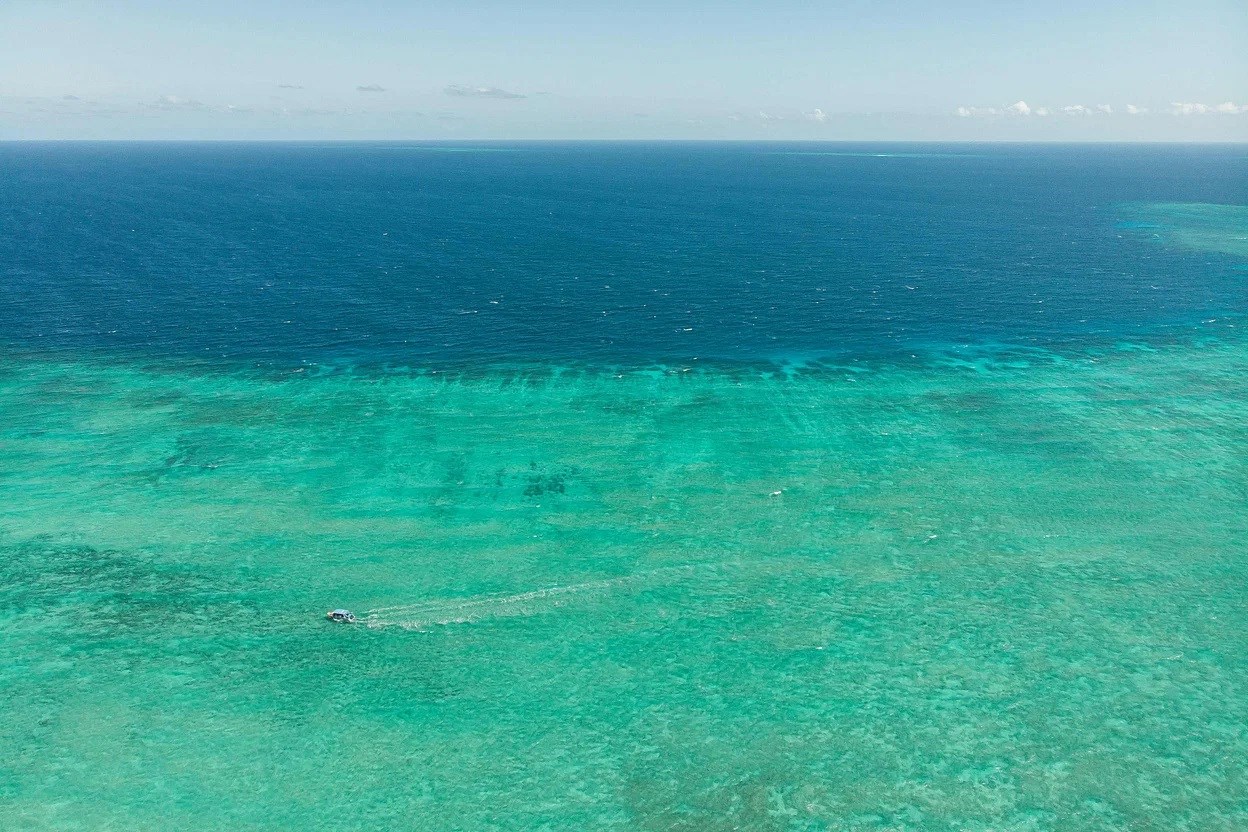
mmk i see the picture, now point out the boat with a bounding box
[326,609,357,623]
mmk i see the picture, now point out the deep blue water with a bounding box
[1,142,1245,368]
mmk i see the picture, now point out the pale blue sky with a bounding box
[1,0,1245,139]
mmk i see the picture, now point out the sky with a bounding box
[1,0,1245,140]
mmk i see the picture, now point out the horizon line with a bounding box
[2,137,1246,145]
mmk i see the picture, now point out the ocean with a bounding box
[1,142,1246,830]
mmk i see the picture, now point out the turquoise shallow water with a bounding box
[1122,202,1248,259]
[3,328,1247,831]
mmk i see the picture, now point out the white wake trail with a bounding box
[361,565,699,630]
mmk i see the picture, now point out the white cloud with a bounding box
[1171,102,1210,115]
[445,85,526,99]
[357,84,386,93]
[955,101,1039,117]
[145,95,205,111]
[953,100,1243,119]
[1169,101,1246,115]
[955,105,1001,117]
[757,111,782,121]
[805,108,828,123]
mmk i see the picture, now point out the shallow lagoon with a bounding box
[3,327,1247,831]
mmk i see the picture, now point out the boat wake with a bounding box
[361,566,697,630]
